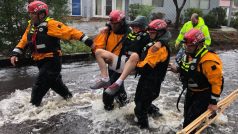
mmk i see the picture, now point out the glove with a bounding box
[175,43,180,48]
[84,38,93,47]
[80,34,93,47]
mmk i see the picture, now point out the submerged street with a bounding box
[0,50,237,134]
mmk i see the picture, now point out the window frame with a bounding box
[71,0,82,16]
[93,0,125,18]
[152,0,164,7]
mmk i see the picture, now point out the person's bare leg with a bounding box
[90,49,118,89]
[119,53,139,80]
[105,53,139,95]
[95,49,118,78]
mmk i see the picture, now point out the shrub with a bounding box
[183,8,203,22]
[204,7,226,28]
[61,41,91,54]
[204,13,218,28]
[149,12,165,21]
[128,4,154,21]
[231,12,238,29]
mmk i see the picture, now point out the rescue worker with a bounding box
[90,15,150,94]
[91,10,130,110]
[10,1,93,106]
[133,19,171,129]
[168,29,223,130]
[175,13,211,48]
[175,13,211,66]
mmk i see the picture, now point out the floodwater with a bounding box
[0,50,237,134]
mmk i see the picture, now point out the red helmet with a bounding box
[109,10,125,24]
[28,1,49,16]
[147,19,167,32]
[183,29,205,46]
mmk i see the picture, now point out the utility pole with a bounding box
[227,0,233,26]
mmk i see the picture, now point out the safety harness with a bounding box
[27,17,61,54]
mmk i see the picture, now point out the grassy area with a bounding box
[60,40,92,54]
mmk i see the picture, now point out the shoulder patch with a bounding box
[211,65,217,70]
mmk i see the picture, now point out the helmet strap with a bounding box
[154,29,166,41]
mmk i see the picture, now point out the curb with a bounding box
[0,53,93,68]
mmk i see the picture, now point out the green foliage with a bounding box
[204,7,226,28]
[168,40,179,54]
[204,13,217,28]
[128,4,154,21]
[0,0,28,54]
[60,41,91,54]
[231,12,238,29]
[0,0,70,55]
[149,12,165,21]
[183,8,203,22]
[44,0,70,23]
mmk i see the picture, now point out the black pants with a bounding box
[183,89,210,128]
[134,76,161,123]
[30,56,72,106]
[102,69,127,107]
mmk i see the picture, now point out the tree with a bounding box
[173,0,187,29]
[0,0,69,56]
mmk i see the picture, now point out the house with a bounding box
[67,0,129,21]
[67,0,238,23]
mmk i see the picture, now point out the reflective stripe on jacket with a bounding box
[179,50,223,104]
[15,17,85,61]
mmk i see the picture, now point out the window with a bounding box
[72,0,81,16]
[106,0,112,15]
[234,0,238,7]
[152,0,164,7]
[200,0,209,9]
[190,0,210,9]
[116,0,123,10]
[93,0,124,17]
[95,0,102,15]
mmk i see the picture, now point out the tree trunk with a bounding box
[175,9,181,29]
[173,0,187,29]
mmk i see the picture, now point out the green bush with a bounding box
[204,7,226,28]
[128,4,154,21]
[183,8,203,22]
[0,0,70,56]
[149,12,165,21]
[168,40,179,54]
[231,12,238,29]
[61,40,91,54]
[204,13,218,28]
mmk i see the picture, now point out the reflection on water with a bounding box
[0,50,237,134]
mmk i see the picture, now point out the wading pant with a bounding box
[102,69,127,109]
[30,56,72,106]
[134,76,162,127]
[183,89,210,129]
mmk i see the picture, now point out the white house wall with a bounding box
[129,0,221,23]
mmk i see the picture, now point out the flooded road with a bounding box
[0,50,237,134]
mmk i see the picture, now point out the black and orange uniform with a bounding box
[11,17,92,106]
[178,47,223,127]
[93,24,130,109]
[94,21,150,109]
[120,31,150,57]
[134,31,171,128]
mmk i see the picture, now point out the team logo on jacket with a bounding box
[39,28,44,32]
[190,65,195,70]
